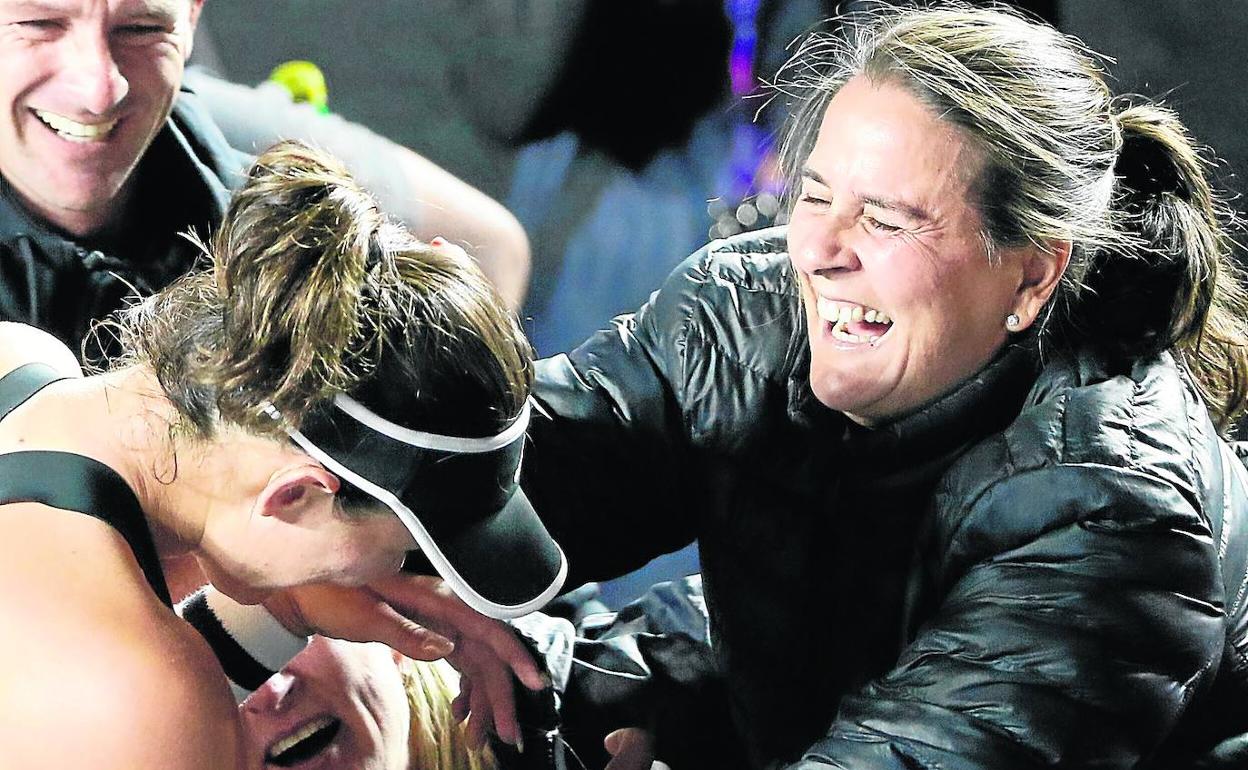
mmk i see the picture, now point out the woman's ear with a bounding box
[256,465,341,521]
[1010,239,1071,331]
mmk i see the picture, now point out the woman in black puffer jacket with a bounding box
[519,3,1248,769]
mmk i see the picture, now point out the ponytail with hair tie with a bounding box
[109,139,534,445]
[207,142,386,433]
[1113,109,1191,200]
[1072,103,1248,429]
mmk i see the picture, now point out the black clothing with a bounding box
[0,364,170,606]
[507,577,720,770]
[523,227,1248,768]
[0,87,248,355]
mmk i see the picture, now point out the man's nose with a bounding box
[61,32,129,115]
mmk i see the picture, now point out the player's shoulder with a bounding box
[0,512,243,768]
[0,322,81,379]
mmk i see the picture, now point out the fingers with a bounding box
[367,574,537,750]
[481,625,548,692]
[450,676,472,722]
[287,583,455,660]
[444,635,522,750]
[365,600,456,660]
[465,669,491,750]
[604,728,656,770]
[451,637,520,749]
[370,574,546,690]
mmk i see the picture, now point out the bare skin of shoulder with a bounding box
[0,323,249,768]
[0,322,82,380]
[0,504,248,768]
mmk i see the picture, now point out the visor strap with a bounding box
[333,395,532,453]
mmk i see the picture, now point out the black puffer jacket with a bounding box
[522,227,1248,769]
[0,87,247,355]
[501,577,720,770]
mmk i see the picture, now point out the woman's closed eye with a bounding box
[862,214,903,233]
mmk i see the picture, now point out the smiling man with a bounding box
[0,0,245,352]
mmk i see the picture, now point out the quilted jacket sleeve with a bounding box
[523,248,710,587]
[787,463,1225,770]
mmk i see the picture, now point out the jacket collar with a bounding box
[788,342,1041,470]
[0,170,58,244]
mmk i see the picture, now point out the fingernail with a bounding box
[422,638,454,657]
[430,236,446,247]
[515,733,525,754]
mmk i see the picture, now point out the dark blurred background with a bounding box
[193,0,1247,606]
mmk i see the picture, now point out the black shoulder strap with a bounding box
[0,362,67,421]
[0,452,173,607]
[0,365,172,607]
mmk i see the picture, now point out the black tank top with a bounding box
[0,363,171,607]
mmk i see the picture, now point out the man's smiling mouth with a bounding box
[33,108,118,142]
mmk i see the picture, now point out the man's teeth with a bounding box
[266,716,336,760]
[815,298,893,344]
[34,109,117,142]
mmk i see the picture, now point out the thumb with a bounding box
[604,727,655,770]
[604,729,622,756]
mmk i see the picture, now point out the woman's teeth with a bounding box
[265,715,340,766]
[815,298,894,345]
[34,109,118,142]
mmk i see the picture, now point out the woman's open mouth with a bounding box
[816,298,895,345]
[264,715,342,767]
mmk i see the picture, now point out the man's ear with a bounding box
[183,0,206,61]
[189,0,205,29]
[1010,239,1071,332]
[256,465,341,521]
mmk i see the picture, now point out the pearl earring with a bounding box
[1005,313,1021,330]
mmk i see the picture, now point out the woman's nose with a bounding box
[793,217,862,275]
[243,671,298,714]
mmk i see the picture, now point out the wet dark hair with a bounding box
[776,2,1248,429]
[110,141,533,442]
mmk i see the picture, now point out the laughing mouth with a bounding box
[816,298,895,345]
[33,109,118,143]
[265,716,342,767]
